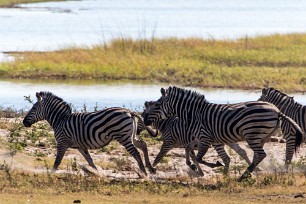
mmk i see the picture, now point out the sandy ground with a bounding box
[1,127,306,180]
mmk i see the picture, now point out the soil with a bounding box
[0,127,306,180]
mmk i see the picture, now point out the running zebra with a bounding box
[143,101,252,175]
[144,86,304,181]
[23,91,154,175]
[259,87,306,165]
[143,101,222,176]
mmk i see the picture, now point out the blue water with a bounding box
[0,80,305,112]
[1,1,306,109]
[1,0,306,52]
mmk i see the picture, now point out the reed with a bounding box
[2,33,306,91]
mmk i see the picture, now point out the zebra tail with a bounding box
[279,112,304,152]
[130,112,159,137]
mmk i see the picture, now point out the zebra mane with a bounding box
[167,86,207,102]
[268,87,291,98]
[40,91,72,112]
[267,87,300,105]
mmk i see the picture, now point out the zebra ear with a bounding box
[161,88,166,96]
[144,101,149,108]
[36,92,43,102]
[262,88,268,95]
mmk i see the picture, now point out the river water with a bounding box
[1,0,306,52]
[0,79,305,112]
[1,1,306,109]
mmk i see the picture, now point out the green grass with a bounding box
[2,33,306,91]
[0,0,65,7]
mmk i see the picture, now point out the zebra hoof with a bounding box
[237,177,243,182]
[197,171,204,177]
[237,172,252,182]
[50,168,56,173]
[215,161,223,167]
[191,164,197,171]
[149,167,157,174]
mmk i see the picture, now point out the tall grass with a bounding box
[2,33,306,91]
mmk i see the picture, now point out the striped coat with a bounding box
[144,86,304,181]
[259,87,306,164]
[143,101,252,175]
[23,91,152,175]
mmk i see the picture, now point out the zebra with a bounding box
[144,86,304,181]
[259,87,306,166]
[142,101,223,176]
[22,91,154,175]
[143,101,253,175]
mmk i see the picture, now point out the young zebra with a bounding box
[259,87,306,165]
[23,91,154,175]
[144,86,304,181]
[143,101,252,175]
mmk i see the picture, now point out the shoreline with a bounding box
[1,34,306,92]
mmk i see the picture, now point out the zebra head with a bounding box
[141,101,155,119]
[23,92,47,127]
[258,87,294,107]
[142,100,160,127]
[143,87,173,126]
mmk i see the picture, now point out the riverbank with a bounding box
[1,34,306,92]
[1,116,306,203]
[0,0,63,7]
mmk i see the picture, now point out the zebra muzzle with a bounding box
[23,119,32,127]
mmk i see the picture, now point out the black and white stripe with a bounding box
[259,87,306,165]
[143,101,252,175]
[23,91,153,175]
[144,86,303,181]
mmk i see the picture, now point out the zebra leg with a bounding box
[152,142,172,173]
[78,148,97,170]
[196,139,211,165]
[227,143,263,172]
[117,139,147,176]
[284,135,295,168]
[51,145,68,173]
[188,143,223,170]
[185,140,201,171]
[185,142,204,177]
[133,137,155,174]
[213,144,231,174]
[238,144,266,182]
[227,143,251,165]
[185,149,197,171]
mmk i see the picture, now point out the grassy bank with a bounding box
[0,0,64,7]
[1,169,306,204]
[2,33,306,91]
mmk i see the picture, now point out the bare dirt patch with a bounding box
[1,123,306,181]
